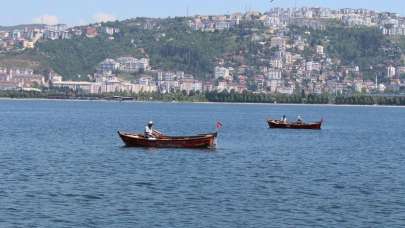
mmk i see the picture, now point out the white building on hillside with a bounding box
[98,59,120,73]
[214,66,232,80]
[387,66,396,78]
[267,69,282,80]
[116,57,150,73]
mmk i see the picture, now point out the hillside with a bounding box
[295,26,400,66]
[288,25,402,80]
[1,17,404,81]
[34,18,250,80]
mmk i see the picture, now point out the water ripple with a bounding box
[0,100,404,227]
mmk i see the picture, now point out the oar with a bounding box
[153,129,170,139]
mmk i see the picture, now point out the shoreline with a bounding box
[1,97,405,108]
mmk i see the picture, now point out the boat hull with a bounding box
[118,131,217,149]
[267,119,322,130]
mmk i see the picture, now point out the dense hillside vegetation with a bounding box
[37,36,141,79]
[34,18,250,80]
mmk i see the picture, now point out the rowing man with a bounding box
[144,121,164,140]
[282,115,287,123]
[145,121,155,139]
[297,115,303,124]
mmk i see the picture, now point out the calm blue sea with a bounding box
[0,100,405,227]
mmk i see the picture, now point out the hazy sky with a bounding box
[1,0,405,26]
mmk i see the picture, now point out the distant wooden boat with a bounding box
[118,131,218,149]
[267,118,323,130]
[109,96,134,101]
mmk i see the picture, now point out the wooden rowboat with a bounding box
[267,118,323,130]
[118,131,218,149]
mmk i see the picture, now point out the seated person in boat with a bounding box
[144,121,164,139]
[145,121,156,139]
[281,115,288,123]
[296,115,303,124]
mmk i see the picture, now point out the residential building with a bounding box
[387,66,396,78]
[86,27,98,38]
[116,57,150,73]
[214,66,232,80]
[98,59,120,73]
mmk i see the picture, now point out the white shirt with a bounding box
[145,126,153,136]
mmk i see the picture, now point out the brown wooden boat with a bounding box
[118,131,218,149]
[267,118,323,130]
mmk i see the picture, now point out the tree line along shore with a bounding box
[1,90,405,106]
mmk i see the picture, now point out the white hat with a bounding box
[148,121,154,125]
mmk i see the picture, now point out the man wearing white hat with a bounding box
[145,121,155,139]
